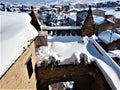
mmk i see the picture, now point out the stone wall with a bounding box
[35,31,48,47]
[114,19,120,28]
[0,41,37,89]
[36,64,111,90]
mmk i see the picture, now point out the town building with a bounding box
[98,30,120,51]
[93,15,114,35]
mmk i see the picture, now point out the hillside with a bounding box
[1,0,119,5]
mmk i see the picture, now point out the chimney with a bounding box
[89,5,91,10]
[104,15,108,21]
[30,6,41,31]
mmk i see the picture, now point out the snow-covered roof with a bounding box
[93,15,114,25]
[105,10,120,19]
[93,15,105,25]
[98,30,120,44]
[114,12,120,19]
[0,11,38,78]
[68,12,77,21]
[105,9,115,15]
[77,10,88,24]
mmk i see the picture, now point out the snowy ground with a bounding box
[36,35,120,90]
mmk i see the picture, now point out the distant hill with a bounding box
[1,0,119,5]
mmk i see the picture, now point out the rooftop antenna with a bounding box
[110,31,112,43]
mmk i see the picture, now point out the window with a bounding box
[26,58,33,79]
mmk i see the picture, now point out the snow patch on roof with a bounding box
[93,15,114,25]
[105,10,120,19]
[108,50,120,58]
[68,12,77,21]
[93,15,105,25]
[42,26,82,30]
[98,30,120,44]
[114,12,120,19]
[0,11,38,77]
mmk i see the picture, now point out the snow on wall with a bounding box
[42,26,82,30]
[0,11,38,77]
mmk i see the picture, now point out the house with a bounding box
[0,11,38,89]
[105,10,114,22]
[105,11,120,28]
[93,15,114,35]
[113,12,120,28]
[68,12,77,26]
[92,8,105,17]
[98,30,120,51]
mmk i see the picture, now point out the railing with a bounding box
[41,26,82,36]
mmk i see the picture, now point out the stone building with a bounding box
[0,11,38,89]
[105,11,120,29]
[98,30,120,51]
[93,15,114,35]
